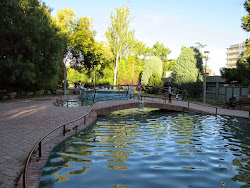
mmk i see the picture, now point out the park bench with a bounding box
[239,98,250,110]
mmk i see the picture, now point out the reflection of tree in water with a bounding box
[40,126,95,187]
[221,117,250,186]
[170,114,198,148]
[96,109,145,170]
[40,109,250,187]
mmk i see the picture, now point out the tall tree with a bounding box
[0,0,65,90]
[141,57,163,85]
[151,42,171,62]
[106,6,134,86]
[171,47,203,97]
[54,8,110,85]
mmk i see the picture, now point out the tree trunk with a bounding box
[114,53,119,86]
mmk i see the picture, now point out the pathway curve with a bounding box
[0,96,93,188]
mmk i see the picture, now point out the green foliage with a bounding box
[220,60,250,86]
[172,47,198,85]
[171,47,203,97]
[106,6,135,85]
[151,42,171,62]
[147,73,164,94]
[220,0,250,86]
[192,47,204,81]
[0,0,65,90]
[66,67,87,85]
[141,57,163,85]
[162,59,175,76]
[54,8,114,86]
[195,42,207,49]
[242,0,250,32]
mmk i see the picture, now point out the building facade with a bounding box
[226,43,246,68]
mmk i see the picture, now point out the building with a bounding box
[205,68,216,76]
[226,42,246,68]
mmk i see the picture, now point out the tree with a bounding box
[148,73,164,93]
[54,8,112,86]
[0,0,65,91]
[162,60,175,77]
[141,57,162,85]
[151,42,171,62]
[192,47,204,80]
[106,6,135,86]
[195,42,207,49]
[220,58,250,86]
[242,0,250,32]
[67,67,87,85]
[219,0,250,86]
[171,47,203,97]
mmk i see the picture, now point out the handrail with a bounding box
[57,85,187,107]
[23,104,94,188]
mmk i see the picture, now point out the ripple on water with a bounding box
[39,109,250,188]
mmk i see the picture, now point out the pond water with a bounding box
[81,90,130,102]
[39,108,250,188]
[64,91,130,107]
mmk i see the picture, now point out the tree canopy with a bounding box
[106,6,135,86]
[0,0,65,91]
[1,2,176,92]
[141,57,163,85]
[151,42,171,62]
[171,47,203,97]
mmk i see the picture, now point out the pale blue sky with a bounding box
[43,0,248,75]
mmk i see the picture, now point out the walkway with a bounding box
[0,96,249,188]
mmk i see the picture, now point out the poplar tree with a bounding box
[106,6,134,86]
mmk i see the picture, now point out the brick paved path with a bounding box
[0,96,249,188]
[0,96,93,188]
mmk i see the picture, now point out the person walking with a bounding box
[168,87,172,103]
[137,83,141,100]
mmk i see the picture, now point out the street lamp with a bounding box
[203,51,210,104]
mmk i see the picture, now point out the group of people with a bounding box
[136,85,179,103]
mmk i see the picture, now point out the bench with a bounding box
[240,98,250,110]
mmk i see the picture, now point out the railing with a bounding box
[23,104,94,188]
[23,85,187,187]
[56,84,187,107]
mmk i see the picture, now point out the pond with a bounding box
[39,108,250,188]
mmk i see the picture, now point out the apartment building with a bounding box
[226,43,246,68]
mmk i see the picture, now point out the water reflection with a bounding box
[39,108,250,188]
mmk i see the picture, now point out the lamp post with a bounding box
[64,62,67,96]
[203,51,210,104]
[94,65,96,88]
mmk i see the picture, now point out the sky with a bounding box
[43,0,249,75]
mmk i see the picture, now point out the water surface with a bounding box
[39,108,250,188]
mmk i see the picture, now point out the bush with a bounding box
[141,57,162,85]
[147,73,164,94]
